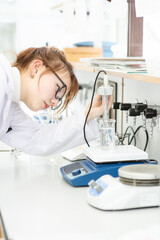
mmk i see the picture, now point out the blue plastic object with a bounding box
[73,41,94,47]
[102,41,116,57]
[60,158,156,187]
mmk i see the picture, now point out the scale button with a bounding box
[72,169,81,176]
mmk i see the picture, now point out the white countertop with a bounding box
[0,152,160,240]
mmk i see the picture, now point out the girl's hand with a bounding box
[85,94,113,123]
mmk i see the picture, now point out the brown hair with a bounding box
[12,47,79,112]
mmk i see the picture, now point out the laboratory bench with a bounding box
[0,152,160,240]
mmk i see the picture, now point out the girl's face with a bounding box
[28,70,71,111]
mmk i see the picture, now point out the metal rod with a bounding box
[121,78,124,137]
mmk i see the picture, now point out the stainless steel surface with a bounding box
[119,164,160,180]
[119,176,160,186]
[119,164,160,186]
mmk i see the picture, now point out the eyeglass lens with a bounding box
[56,86,66,100]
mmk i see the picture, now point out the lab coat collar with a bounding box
[11,67,21,103]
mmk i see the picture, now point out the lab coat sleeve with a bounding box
[1,103,99,156]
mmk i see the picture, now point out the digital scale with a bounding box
[60,145,157,187]
[87,164,160,210]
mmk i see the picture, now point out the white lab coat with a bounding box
[0,54,99,156]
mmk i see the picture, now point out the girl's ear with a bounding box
[30,60,43,78]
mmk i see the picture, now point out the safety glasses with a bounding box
[51,71,67,110]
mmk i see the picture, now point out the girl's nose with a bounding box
[50,99,59,107]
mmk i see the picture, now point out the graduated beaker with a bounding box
[98,119,116,149]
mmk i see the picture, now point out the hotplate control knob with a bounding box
[72,169,81,176]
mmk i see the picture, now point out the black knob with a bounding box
[120,103,132,111]
[135,103,148,112]
[144,108,157,119]
[113,102,121,109]
[129,108,140,117]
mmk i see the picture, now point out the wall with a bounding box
[122,77,160,163]
[0,0,128,56]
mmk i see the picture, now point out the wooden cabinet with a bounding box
[63,47,102,62]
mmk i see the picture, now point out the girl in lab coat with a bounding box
[0,47,112,156]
